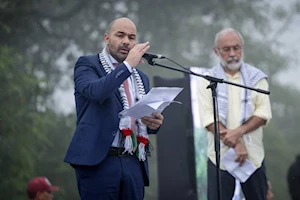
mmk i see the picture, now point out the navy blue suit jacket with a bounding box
[64,54,157,186]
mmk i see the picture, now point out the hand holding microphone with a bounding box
[125,42,166,67]
[125,42,150,68]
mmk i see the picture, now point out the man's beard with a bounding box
[220,56,243,70]
[107,44,129,63]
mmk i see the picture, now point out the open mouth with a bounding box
[120,48,129,54]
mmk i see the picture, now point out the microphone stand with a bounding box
[145,58,269,200]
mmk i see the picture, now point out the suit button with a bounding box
[112,131,116,136]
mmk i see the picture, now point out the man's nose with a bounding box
[228,47,236,56]
[122,36,130,44]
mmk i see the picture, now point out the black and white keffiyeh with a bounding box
[210,62,267,126]
[99,48,149,161]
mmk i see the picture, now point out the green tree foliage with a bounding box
[0,46,77,199]
[0,47,47,197]
[1,0,299,199]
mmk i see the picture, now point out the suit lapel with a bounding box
[95,55,123,105]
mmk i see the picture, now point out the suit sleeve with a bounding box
[74,56,131,104]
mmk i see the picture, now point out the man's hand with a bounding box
[219,129,227,140]
[141,112,164,130]
[234,141,248,166]
[222,128,243,147]
[125,42,150,68]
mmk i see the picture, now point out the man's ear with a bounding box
[213,47,219,57]
[104,33,109,45]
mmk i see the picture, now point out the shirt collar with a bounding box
[105,47,118,68]
[225,71,240,79]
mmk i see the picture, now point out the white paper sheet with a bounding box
[221,148,257,183]
[118,87,183,119]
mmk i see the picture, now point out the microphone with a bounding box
[142,52,166,60]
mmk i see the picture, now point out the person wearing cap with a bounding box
[27,177,59,200]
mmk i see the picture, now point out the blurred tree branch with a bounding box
[264,2,299,44]
[0,1,87,21]
[36,20,64,39]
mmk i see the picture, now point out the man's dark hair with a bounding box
[287,154,300,200]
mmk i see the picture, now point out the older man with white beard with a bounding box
[198,28,272,200]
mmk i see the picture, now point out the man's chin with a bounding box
[115,54,127,63]
[227,64,240,70]
[226,61,242,70]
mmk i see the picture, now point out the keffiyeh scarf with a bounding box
[99,48,149,161]
[210,62,267,127]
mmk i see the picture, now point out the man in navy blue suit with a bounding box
[64,17,164,200]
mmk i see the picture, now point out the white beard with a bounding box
[220,56,243,70]
[226,61,242,70]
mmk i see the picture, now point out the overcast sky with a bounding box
[275,14,300,89]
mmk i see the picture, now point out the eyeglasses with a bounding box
[217,45,242,54]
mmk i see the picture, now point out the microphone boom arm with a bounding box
[145,58,270,94]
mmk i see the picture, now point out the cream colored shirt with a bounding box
[198,71,272,170]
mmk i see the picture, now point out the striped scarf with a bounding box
[210,62,267,126]
[99,48,149,161]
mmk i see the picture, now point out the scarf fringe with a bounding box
[122,129,134,154]
[138,143,146,161]
[137,136,148,161]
